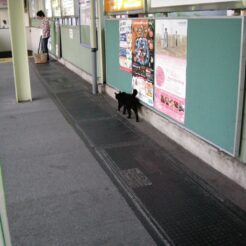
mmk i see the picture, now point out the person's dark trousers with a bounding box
[41,37,49,60]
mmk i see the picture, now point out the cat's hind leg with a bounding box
[133,108,139,122]
[127,108,131,119]
[118,102,123,111]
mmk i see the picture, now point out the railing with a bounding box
[0,165,11,246]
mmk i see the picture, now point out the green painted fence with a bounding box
[0,165,11,246]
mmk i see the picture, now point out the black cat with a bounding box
[115,89,139,122]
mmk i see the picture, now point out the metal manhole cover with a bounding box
[119,168,152,189]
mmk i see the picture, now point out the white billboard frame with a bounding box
[147,0,246,12]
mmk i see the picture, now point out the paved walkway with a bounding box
[1,59,246,245]
[0,61,155,246]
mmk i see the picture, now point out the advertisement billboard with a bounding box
[45,0,52,17]
[61,0,74,16]
[51,0,61,17]
[105,0,145,14]
[151,0,240,7]
[149,0,244,11]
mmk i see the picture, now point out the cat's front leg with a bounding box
[123,106,126,115]
[127,108,131,118]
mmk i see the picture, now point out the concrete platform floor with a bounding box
[1,59,246,245]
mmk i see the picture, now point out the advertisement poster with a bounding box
[61,0,74,16]
[119,20,132,73]
[132,19,154,106]
[154,19,187,123]
[51,0,61,17]
[45,0,52,17]
[29,0,36,17]
[150,0,239,8]
[79,0,90,25]
[0,0,7,9]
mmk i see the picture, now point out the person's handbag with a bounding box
[34,36,48,64]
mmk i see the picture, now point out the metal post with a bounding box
[97,0,104,85]
[90,0,97,95]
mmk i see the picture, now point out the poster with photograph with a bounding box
[154,19,187,123]
[150,0,239,8]
[61,0,74,16]
[45,0,52,17]
[79,0,90,25]
[132,19,154,106]
[52,0,61,17]
[119,20,132,73]
[29,0,37,17]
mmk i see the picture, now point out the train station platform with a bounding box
[1,59,246,245]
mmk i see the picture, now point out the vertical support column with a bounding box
[8,0,32,102]
[90,0,97,95]
[97,0,105,85]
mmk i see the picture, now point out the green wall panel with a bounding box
[30,18,40,28]
[185,19,241,154]
[105,18,243,155]
[105,20,132,93]
[80,25,90,46]
[50,21,56,56]
[61,26,92,74]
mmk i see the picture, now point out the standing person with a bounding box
[2,20,8,28]
[163,27,168,49]
[36,10,50,60]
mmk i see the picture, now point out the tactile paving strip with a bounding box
[119,168,152,189]
[105,143,246,246]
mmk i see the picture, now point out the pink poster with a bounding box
[154,19,187,123]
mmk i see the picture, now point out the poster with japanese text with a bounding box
[132,19,154,106]
[150,0,239,8]
[154,19,187,123]
[51,0,61,17]
[79,0,90,25]
[119,20,132,73]
[61,0,74,16]
[45,0,52,17]
[0,0,7,8]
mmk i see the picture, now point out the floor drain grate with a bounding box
[119,168,152,189]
